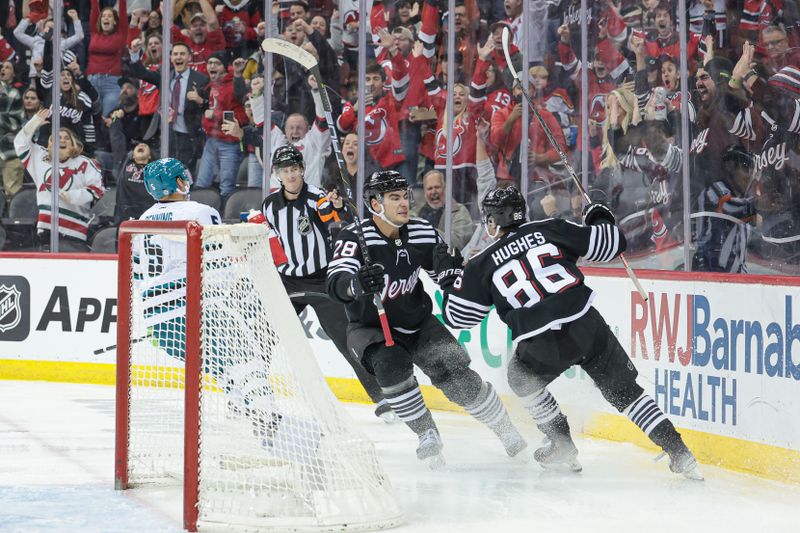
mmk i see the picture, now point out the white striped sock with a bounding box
[464,383,507,427]
[383,380,429,423]
[624,393,668,436]
[520,388,561,425]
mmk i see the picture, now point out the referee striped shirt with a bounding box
[262,183,345,278]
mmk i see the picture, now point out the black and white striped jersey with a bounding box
[442,219,627,342]
[326,217,444,332]
[262,183,346,278]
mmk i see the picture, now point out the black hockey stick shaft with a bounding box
[261,39,395,346]
[94,335,148,356]
[501,28,649,302]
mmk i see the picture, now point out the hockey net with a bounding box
[115,221,402,532]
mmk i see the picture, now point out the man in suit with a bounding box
[126,41,209,173]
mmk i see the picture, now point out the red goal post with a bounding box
[114,220,402,532]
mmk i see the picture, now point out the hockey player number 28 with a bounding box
[492,243,578,309]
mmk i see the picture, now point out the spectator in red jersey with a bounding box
[490,84,565,184]
[215,0,263,56]
[337,57,408,177]
[195,51,249,198]
[644,1,708,66]
[87,0,129,117]
[171,5,226,76]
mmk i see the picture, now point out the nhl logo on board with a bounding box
[0,284,22,333]
[298,215,312,236]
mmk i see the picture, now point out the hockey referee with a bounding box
[262,145,394,421]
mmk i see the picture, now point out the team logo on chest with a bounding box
[395,247,410,266]
[297,215,313,236]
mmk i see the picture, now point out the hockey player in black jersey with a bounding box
[437,187,703,480]
[326,170,528,468]
[261,145,393,422]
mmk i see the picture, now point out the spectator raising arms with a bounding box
[87,0,129,117]
[14,109,104,252]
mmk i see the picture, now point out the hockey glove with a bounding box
[582,202,616,226]
[349,264,386,299]
[432,243,464,290]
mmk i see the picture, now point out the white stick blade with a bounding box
[260,38,318,71]
[501,27,519,80]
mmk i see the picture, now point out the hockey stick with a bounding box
[501,28,649,302]
[288,291,332,301]
[261,38,395,346]
[93,335,149,356]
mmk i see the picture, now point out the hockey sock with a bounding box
[382,376,437,435]
[624,392,686,454]
[520,388,573,441]
[520,388,562,426]
[464,382,506,428]
[465,382,527,457]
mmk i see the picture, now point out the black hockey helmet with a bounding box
[364,170,409,205]
[272,144,304,169]
[481,186,527,229]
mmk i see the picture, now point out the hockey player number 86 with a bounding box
[492,243,578,309]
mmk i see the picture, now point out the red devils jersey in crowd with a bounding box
[217,0,262,49]
[326,217,443,331]
[138,64,160,116]
[470,58,512,123]
[171,27,226,75]
[338,53,408,169]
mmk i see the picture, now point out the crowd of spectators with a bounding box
[0,0,798,273]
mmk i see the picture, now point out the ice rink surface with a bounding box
[1,380,797,533]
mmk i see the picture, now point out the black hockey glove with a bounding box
[348,264,386,299]
[432,243,464,290]
[582,202,616,226]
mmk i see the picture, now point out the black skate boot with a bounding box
[416,428,445,470]
[534,414,582,472]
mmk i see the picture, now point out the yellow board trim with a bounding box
[2,359,798,483]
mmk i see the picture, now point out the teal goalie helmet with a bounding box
[143,158,192,200]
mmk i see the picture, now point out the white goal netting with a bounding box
[120,223,402,531]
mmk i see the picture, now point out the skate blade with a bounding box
[681,465,704,481]
[537,459,582,473]
[424,453,446,470]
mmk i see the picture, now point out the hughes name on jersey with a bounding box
[327,217,442,332]
[443,219,626,341]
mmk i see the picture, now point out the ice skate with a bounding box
[534,436,582,472]
[492,418,529,462]
[416,428,445,470]
[374,401,400,424]
[667,449,704,481]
